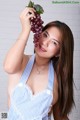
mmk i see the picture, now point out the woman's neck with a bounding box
[35,54,50,67]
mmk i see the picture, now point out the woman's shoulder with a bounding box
[22,54,32,68]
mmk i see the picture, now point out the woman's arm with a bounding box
[3,7,35,74]
[53,102,69,120]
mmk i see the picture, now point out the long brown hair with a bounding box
[42,21,75,116]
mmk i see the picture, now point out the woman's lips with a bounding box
[39,44,47,52]
[34,42,47,52]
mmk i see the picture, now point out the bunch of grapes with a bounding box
[30,13,44,43]
[27,1,44,43]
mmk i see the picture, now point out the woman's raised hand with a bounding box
[20,7,36,32]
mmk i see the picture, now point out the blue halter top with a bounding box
[8,54,54,120]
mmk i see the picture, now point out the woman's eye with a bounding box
[52,41,58,46]
[43,33,47,37]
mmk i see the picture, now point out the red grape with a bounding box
[30,12,44,43]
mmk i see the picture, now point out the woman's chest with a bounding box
[26,70,49,95]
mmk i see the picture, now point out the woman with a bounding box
[3,7,74,120]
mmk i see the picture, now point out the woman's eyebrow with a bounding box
[45,30,60,44]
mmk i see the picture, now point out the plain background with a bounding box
[0,0,80,120]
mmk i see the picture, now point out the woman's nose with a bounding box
[42,38,49,46]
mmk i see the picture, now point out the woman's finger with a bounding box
[20,7,36,19]
[23,7,36,16]
[25,13,35,20]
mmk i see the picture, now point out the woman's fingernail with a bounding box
[28,12,32,15]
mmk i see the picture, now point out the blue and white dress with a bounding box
[8,54,54,120]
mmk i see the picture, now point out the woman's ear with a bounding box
[55,54,60,57]
[55,51,60,57]
[55,49,60,57]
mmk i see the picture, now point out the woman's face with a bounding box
[34,27,61,59]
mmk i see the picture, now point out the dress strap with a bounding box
[19,54,35,83]
[47,61,54,91]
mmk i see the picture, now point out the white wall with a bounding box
[0,0,80,119]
